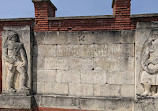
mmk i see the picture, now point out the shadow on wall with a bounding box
[32,31,38,107]
[0,37,2,94]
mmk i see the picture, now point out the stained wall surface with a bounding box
[2,26,33,92]
[33,30,135,97]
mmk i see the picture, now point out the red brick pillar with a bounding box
[112,0,131,30]
[32,0,57,31]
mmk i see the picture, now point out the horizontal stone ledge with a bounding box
[34,95,158,110]
[1,95,158,110]
[0,18,34,22]
[131,13,158,18]
[48,15,115,20]
[136,22,158,29]
[0,95,33,109]
[35,94,134,100]
[34,95,134,110]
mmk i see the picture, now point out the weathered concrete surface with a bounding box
[0,95,33,109]
[33,31,135,99]
[35,95,133,111]
[134,98,158,111]
[32,95,158,111]
[2,26,33,94]
[135,22,158,96]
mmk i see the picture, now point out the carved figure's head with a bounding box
[149,29,158,41]
[3,32,21,48]
[8,32,20,42]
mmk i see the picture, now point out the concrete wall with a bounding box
[33,30,135,98]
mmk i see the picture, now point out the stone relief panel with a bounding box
[2,26,32,95]
[136,26,158,98]
[140,29,158,97]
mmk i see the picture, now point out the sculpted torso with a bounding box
[3,32,29,95]
[140,29,158,98]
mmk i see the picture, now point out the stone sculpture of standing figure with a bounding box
[141,29,158,98]
[3,32,29,94]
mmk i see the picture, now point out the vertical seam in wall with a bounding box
[132,99,135,111]
[134,31,136,102]
[133,31,137,111]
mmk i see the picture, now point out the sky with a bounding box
[0,0,158,19]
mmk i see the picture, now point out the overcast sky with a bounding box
[0,0,158,19]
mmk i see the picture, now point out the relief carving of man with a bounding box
[3,32,29,94]
[141,29,158,98]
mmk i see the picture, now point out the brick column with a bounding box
[32,0,57,31]
[112,0,131,30]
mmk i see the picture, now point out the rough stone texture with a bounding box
[39,95,79,109]
[121,85,135,98]
[44,58,69,70]
[69,84,93,97]
[135,22,158,96]
[2,26,33,93]
[94,84,121,97]
[0,95,32,109]
[81,70,106,84]
[134,98,158,111]
[80,98,133,111]
[52,83,69,95]
[33,30,135,98]
[35,95,133,111]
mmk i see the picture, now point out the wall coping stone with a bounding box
[131,13,158,18]
[0,18,34,22]
[0,13,158,22]
[48,15,115,20]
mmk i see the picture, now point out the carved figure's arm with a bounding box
[3,47,13,64]
[20,44,27,66]
[151,58,158,65]
[141,47,150,70]
[140,36,158,74]
[143,58,158,74]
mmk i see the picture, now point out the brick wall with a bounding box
[113,0,131,30]
[48,18,116,31]
[31,0,158,31]
[33,0,57,31]
[47,16,158,31]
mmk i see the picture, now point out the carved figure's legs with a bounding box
[142,84,151,96]
[6,67,16,93]
[16,66,29,91]
[153,86,158,98]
